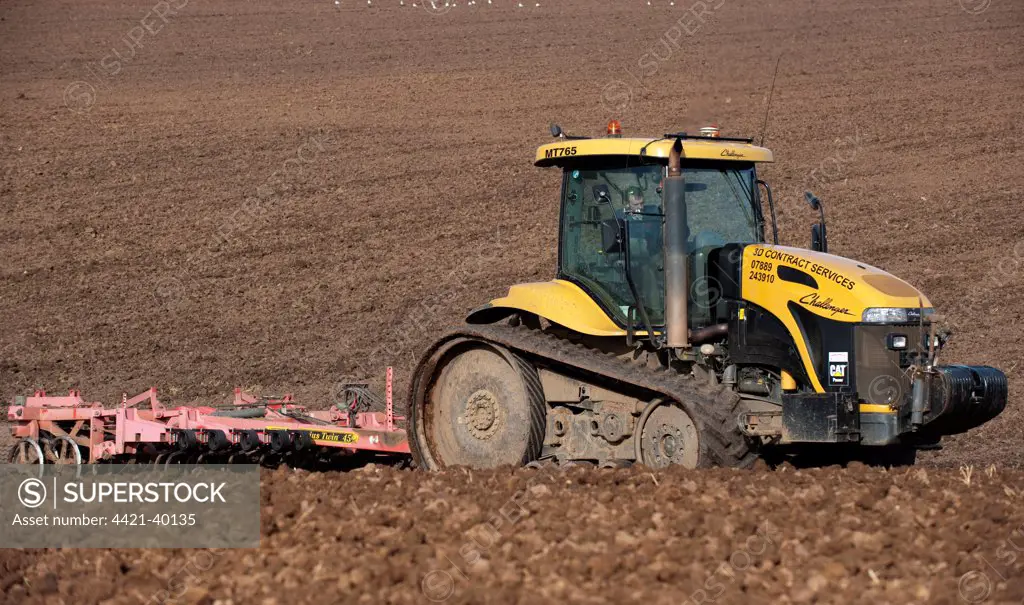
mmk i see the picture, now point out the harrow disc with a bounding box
[239,430,261,453]
[207,430,231,453]
[164,451,188,467]
[269,430,293,453]
[176,429,199,452]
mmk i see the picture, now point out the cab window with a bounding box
[558,159,760,328]
[559,161,664,325]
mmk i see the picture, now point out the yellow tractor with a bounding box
[409,122,1007,469]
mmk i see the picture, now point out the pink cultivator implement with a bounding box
[7,368,410,469]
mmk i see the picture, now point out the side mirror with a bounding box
[550,124,563,138]
[811,223,827,253]
[804,190,827,253]
[592,184,612,205]
[757,179,779,244]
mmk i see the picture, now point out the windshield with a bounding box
[559,160,759,326]
[683,165,760,247]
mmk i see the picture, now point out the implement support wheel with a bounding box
[43,435,82,466]
[9,438,44,467]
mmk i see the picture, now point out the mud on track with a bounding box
[1,0,1024,601]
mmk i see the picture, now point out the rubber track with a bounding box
[412,323,757,469]
[510,351,546,465]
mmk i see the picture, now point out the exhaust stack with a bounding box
[663,138,689,349]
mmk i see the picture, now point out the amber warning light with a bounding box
[700,125,721,138]
[607,120,622,137]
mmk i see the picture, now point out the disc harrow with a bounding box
[6,368,410,470]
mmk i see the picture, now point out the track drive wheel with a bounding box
[635,385,757,469]
[411,341,545,470]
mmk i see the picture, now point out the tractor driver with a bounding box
[618,187,659,220]
[619,186,660,222]
[614,186,660,249]
[627,187,644,214]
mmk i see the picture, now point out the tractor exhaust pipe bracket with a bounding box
[664,138,689,349]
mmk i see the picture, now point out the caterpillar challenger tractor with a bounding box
[409,122,1008,469]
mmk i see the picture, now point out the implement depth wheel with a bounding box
[9,438,44,467]
[43,435,82,467]
[412,341,544,470]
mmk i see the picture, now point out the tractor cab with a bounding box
[536,123,776,334]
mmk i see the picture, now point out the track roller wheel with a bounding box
[635,386,755,470]
[562,460,596,469]
[524,459,554,470]
[636,400,701,468]
[411,341,545,470]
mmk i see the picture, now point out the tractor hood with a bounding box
[740,244,932,323]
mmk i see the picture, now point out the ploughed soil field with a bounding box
[1,0,1023,602]
[2,464,1024,604]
